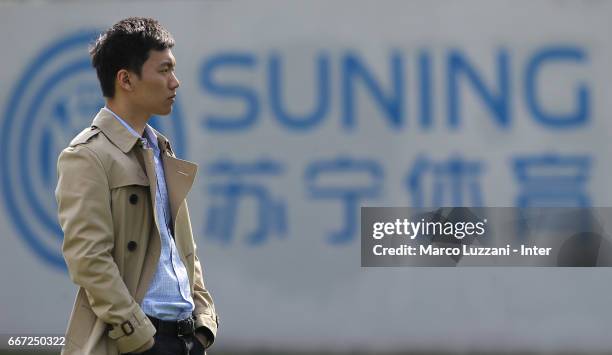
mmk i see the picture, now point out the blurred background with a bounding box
[1,0,612,354]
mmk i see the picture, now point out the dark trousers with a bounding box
[132,332,206,355]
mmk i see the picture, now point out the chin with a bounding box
[155,106,173,116]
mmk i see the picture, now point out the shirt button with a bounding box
[129,194,138,204]
[127,241,137,251]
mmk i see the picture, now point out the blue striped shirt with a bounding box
[103,107,194,321]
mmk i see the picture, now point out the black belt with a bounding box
[147,315,195,336]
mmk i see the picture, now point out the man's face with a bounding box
[130,48,179,116]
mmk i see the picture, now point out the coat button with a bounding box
[129,194,138,204]
[127,241,137,251]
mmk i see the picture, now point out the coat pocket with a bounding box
[65,289,97,349]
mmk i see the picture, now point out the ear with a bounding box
[116,69,134,92]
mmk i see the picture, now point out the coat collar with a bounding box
[92,108,139,153]
[91,108,174,155]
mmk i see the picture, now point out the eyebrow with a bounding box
[159,60,176,69]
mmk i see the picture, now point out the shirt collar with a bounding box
[143,125,160,151]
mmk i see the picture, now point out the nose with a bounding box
[170,72,180,90]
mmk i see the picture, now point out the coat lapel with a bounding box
[152,127,198,232]
[162,151,197,228]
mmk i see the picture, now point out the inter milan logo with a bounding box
[1,30,187,270]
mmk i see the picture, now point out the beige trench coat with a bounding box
[55,109,218,354]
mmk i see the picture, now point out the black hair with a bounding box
[89,17,175,98]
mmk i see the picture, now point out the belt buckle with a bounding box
[177,317,194,336]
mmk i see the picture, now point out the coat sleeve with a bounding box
[192,251,219,346]
[186,201,218,347]
[56,144,156,353]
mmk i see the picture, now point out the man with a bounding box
[55,17,218,355]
